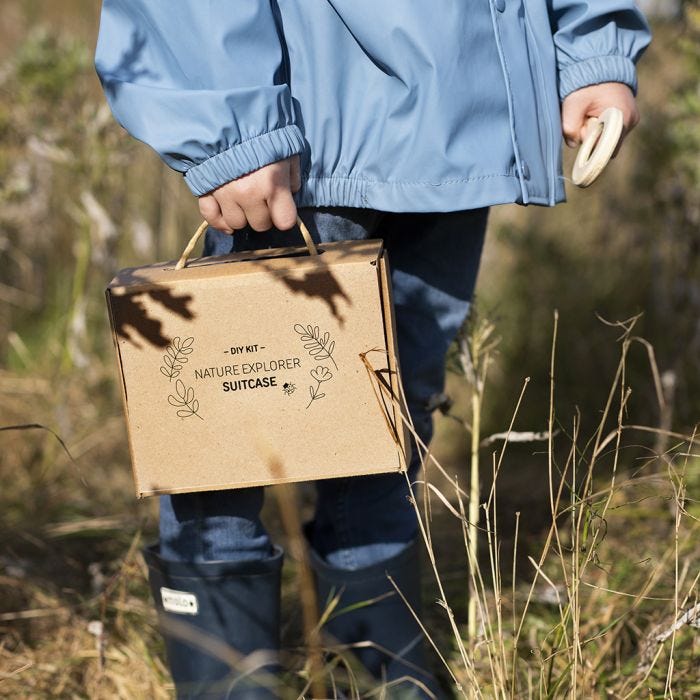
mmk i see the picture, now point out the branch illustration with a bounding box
[294,324,338,370]
[168,379,203,420]
[160,336,194,381]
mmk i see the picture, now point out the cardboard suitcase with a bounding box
[106,219,409,497]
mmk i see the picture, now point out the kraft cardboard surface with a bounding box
[106,239,409,497]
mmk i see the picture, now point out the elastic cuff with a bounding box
[143,542,284,579]
[184,125,306,196]
[558,55,638,100]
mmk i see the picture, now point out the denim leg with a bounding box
[310,209,489,570]
[383,209,488,432]
[159,489,273,563]
[159,209,381,564]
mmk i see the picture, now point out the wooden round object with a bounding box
[572,107,624,188]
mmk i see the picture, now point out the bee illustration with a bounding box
[282,382,296,396]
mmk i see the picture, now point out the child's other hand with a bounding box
[198,155,301,233]
[561,83,639,154]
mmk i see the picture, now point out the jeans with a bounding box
[159,207,488,570]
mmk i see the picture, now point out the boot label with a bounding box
[160,587,199,615]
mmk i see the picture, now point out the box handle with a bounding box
[175,216,319,270]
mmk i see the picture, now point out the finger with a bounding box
[241,200,273,232]
[268,186,298,230]
[218,200,248,232]
[561,99,587,148]
[580,116,596,142]
[199,195,233,234]
[290,155,301,193]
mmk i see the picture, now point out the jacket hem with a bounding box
[294,174,564,212]
[184,125,306,196]
[558,55,638,100]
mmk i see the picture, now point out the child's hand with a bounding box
[561,82,639,153]
[198,155,301,233]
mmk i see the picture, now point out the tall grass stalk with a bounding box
[453,319,499,643]
[269,464,325,699]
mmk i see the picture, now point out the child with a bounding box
[96,1,650,697]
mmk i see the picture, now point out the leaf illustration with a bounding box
[315,393,325,400]
[163,355,183,373]
[167,379,203,420]
[160,337,195,381]
[294,323,338,369]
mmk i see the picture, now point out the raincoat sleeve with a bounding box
[547,0,652,100]
[94,0,305,196]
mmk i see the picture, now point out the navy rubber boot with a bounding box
[144,543,284,699]
[309,539,443,699]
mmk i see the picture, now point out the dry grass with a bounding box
[2,307,699,698]
[357,311,700,698]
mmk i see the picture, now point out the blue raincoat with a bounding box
[95,1,650,211]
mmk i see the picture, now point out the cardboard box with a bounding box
[106,239,409,497]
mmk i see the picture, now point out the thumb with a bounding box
[561,97,587,149]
